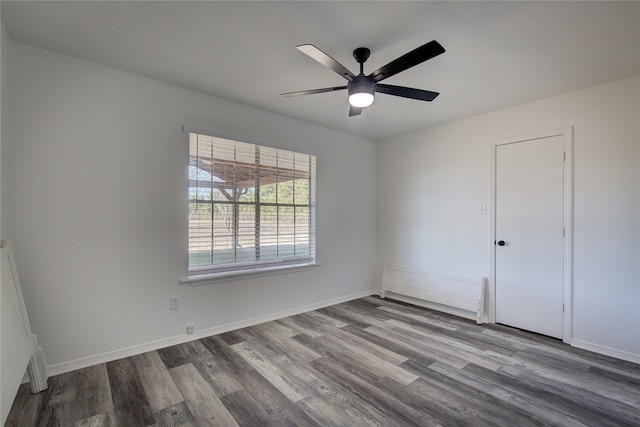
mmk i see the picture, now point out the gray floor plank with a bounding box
[218,390,276,427]
[156,340,213,370]
[315,329,419,385]
[169,363,239,426]
[231,341,307,402]
[400,360,551,427]
[292,332,388,385]
[249,322,322,363]
[106,357,156,426]
[33,370,78,426]
[309,353,441,427]
[319,322,409,365]
[75,364,114,421]
[152,401,196,427]
[7,296,640,427]
[74,410,115,427]
[5,383,43,427]
[383,318,504,370]
[364,323,471,368]
[191,357,244,398]
[132,351,184,413]
[201,335,321,427]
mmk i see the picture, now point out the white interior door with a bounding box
[495,135,565,339]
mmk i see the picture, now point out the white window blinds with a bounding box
[188,132,316,275]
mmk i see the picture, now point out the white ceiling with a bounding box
[2,1,639,141]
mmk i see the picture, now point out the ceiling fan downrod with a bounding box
[353,47,371,75]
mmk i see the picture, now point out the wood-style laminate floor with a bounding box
[7,296,640,426]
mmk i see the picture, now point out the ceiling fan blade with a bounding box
[369,40,445,83]
[376,84,440,101]
[281,86,347,97]
[296,44,357,82]
[349,106,362,117]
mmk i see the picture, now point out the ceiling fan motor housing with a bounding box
[348,76,376,107]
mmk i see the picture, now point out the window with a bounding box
[188,131,316,278]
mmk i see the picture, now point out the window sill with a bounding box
[182,261,320,286]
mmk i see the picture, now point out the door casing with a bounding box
[489,127,573,343]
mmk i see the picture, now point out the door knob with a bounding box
[496,240,506,246]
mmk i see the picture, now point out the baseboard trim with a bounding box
[46,290,375,377]
[377,291,490,324]
[571,339,640,364]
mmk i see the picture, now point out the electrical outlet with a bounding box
[186,324,195,334]
[170,296,180,310]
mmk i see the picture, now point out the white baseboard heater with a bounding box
[381,263,486,324]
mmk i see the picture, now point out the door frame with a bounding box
[489,127,574,343]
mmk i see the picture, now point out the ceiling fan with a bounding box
[281,40,445,116]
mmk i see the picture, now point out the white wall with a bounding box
[5,42,377,373]
[377,76,640,362]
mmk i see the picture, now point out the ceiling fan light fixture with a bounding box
[348,82,375,108]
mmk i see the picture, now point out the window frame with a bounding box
[183,126,317,284]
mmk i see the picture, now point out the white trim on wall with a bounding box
[44,290,374,377]
[571,339,640,364]
[489,126,574,343]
